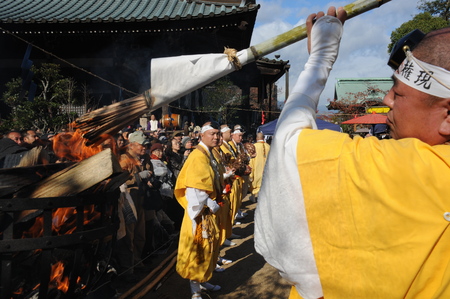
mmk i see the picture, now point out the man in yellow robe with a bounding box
[219,124,235,162]
[212,138,233,245]
[255,7,450,299]
[249,132,270,202]
[175,123,223,298]
[229,126,249,220]
[220,124,244,225]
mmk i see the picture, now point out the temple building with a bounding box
[329,78,393,113]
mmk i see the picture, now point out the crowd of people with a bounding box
[6,6,450,298]
[0,117,271,298]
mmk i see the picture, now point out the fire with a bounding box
[13,129,115,297]
[22,205,101,238]
[50,261,70,293]
[53,129,117,162]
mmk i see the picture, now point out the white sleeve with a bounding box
[186,187,209,220]
[254,16,343,299]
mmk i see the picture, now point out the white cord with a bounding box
[404,45,450,91]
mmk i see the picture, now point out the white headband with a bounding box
[394,52,450,99]
[232,129,243,134]
[220,126,231,133]
[201,125,214,133]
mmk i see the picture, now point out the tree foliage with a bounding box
[0,63,83,133]
[327,85,390,127]
[201,77,241,124]
[388,0,450,53]
[387,12,448,53]
[418,0,450,21]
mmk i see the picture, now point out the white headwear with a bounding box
[220,126,231,133]
[394,51,450,98]
[201,125,214,134]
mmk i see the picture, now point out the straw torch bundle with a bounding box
[75,0,392,146]
[75,92,151,145]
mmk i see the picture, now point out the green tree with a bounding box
[418,0,450,21]
[201,77,242,124]
[1,63,82,132]
[387,12,448,53]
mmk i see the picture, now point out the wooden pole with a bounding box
[131,256,177,299]
[118,249,178,299]
[14,149,123,223]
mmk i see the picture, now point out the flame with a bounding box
[15,129,114,296]
[53,129,117,162]
[12,287,23,295]
[22,205,100,238]
[50,261,70,293]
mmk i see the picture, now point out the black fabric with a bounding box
[141,176,163,211]
[166,151,184,179]
[0,138,27,160]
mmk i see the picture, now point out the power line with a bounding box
[0,25,138,97]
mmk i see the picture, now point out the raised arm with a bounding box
[255,7,346,299]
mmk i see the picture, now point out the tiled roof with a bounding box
[0,0,258,23]
[334,78,393,103]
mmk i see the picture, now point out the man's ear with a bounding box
[438,98,450,136]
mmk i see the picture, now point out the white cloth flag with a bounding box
[150,50,249,108]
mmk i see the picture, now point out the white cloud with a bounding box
[251,0,420,112]
[254,0,297,24]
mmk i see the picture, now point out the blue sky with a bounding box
[250,0,420,111]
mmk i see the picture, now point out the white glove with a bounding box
[291,15,344,110]
[206,198,220,213]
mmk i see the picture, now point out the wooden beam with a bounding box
[14,149,123,223]
[0,163,74,198]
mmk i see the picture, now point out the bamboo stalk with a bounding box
[118,249,178,299]
[247,0,392,62]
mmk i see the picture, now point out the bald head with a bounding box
[414,27,450,71]
[256,132,264,141]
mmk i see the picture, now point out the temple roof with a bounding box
[334,78,393,103]
[0,0,258,24]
